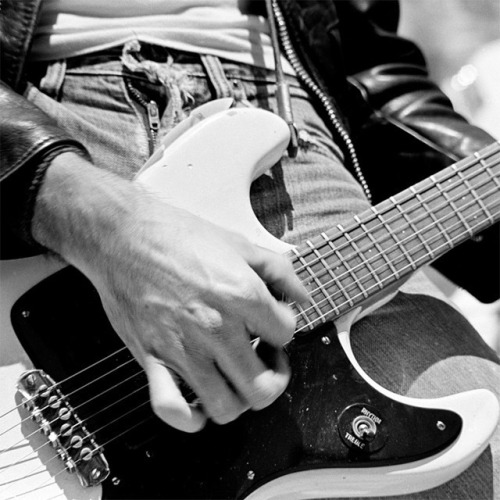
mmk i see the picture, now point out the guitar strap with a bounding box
[265,0,299,158]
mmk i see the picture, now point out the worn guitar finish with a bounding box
[1,103,499,499]
[9,269,465,499]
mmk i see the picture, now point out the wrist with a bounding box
[32,152,144,267]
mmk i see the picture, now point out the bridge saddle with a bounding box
[18,369,110,487]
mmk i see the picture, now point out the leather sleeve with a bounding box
[279,0,498,301]
[0,81,89,258]
[337,0,499,302]
[338,0,495,159]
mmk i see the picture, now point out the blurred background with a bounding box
[398,0,500,351]
[399,0,500,138]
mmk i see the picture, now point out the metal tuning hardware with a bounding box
[17,370,110,487]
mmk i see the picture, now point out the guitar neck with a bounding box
[291,141,500,332]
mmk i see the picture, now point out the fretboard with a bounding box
[290,141,500,332]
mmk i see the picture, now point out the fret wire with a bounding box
[290,149,499,304]
[481,154,500,190]
[333,224,369,299]
[394,189,435,258]
[320,232,355,307]
[3,149,496,468]
[304,165,497,293]
[409,184,453,255]
[291,145,499,280]
[350,216,384,292]
[474,148,500,171]
[474,151,500,213]
[441,163,475,237]
[382,198,418,271]
[368,206,401,279]
[294,196,500,333]
[294,244,329,322]
[305,240,341,316]
[290,247,322,328]
[463,154,495,225]
[294,302,315,331]
[294,190,495,328]
[290,297,314,331]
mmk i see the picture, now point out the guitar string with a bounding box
[3,203,499,497]
[0,167,496,492]
[0,151,497,440]
[0,380,150,491]
[291,162,500,324]
[2,416,155,500]
[296,213,499,329]
[291,147,499,281]
[292,147,499,295]
[0,363,145,457]
[0,400,152,500]
[0,356,138,441]
[2,418,156,500]
[293,196,500,328]
[286,160,499,320]
[0,149,497,437]
[1,196,497,491]
[2,365,191,482]
[0,146,496,450]
[293,190,500,331]
[41,413,156,499]
[0,345,129,421]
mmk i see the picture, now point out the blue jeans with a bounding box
[25,42,500,499]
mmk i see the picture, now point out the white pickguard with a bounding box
[0,102,498,500]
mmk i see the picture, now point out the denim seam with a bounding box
[200,54,234,99]
[298,141,345,165]
[119,75,151,162]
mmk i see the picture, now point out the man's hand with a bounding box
[32,153,308,432]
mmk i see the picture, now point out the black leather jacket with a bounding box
[1,0,498,300]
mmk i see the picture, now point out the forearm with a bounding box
[31,151,308,433]
[32,153,154,273]
[336,0,494,158]
[349,64,495,159]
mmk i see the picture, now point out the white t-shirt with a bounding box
[30,0,295,74]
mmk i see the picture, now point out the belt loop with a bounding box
[200,54,235,100]
[39,60,67,99]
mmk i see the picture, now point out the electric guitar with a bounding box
[0,100,499,499]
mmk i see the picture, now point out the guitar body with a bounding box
[0,104,498,500]
[0,257,99,500]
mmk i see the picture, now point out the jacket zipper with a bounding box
[125,79,160,153]
[272,0,372,202]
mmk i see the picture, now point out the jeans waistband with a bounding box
[29,42,300,88]
[65,44,202,68]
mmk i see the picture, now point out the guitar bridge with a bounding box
[17,369,110,487]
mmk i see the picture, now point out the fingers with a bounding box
[186,357,251,424]
[145,358,206,433]
[115,230,307,433]
[234,246,309,346]
[146,336,290,430]
[246,298,297,346]
[146,354,251,430]
[246,246,309,304]
[216,337,291,411]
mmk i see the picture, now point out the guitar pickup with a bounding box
[17,369,110,487]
